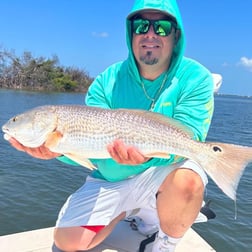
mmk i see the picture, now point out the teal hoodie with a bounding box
[59,0,214,181]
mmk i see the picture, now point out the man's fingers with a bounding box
[107,141,127,163]
[107,139,149,165]
[112,140,129,161]
[8,137,61,159]
[9,138,26,152]
[127,146,149,164]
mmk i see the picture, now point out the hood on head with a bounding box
[126,0,185,82]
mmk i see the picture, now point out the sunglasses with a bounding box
[132,18,177,37]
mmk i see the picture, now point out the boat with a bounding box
[0,221,215,252]
[0,201,216,252]
[212,73,222,93]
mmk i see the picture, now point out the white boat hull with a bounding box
[0,221,215,252]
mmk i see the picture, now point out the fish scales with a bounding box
[52,106,179,157]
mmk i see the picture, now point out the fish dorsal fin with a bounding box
[118,109,194,138]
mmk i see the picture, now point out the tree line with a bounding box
[0,48,94,92]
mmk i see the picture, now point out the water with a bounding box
[0,90,252,251]
[194,95,252,251]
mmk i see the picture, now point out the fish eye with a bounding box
[12,116,17,122]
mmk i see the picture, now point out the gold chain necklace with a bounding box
[141,73,168,111]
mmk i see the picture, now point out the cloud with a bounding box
[238,56,252,71]
[91,32,109,38]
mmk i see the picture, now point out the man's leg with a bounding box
[54,212,126,251]
[157,168,204,236]
[153,168,204,251]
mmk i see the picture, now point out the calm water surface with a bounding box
[0,89,252,251]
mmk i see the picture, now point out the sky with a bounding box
[0,0,252,96]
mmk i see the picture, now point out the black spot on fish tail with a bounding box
[200,142,252,200]
[213,146,222,152]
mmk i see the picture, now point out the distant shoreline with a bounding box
[0,87,88,94]
[1,87,251,99]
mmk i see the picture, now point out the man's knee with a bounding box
[54,226,96,251]
[160,168,204,199]
[178,169,204,193]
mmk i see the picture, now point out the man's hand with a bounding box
[107,139,150,165]
[8,137,61,160]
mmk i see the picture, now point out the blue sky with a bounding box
[0,0,252,96]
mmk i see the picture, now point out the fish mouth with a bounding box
[3,133,11,141]
[2,126,15,141]
[2,126,9,135]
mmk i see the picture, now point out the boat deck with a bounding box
[0,221,215,252]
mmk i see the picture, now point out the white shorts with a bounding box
[56,159,208,228]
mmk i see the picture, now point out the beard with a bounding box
[139,51,158,65]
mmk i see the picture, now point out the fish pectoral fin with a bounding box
[64,154,97,170]
[45,130,63,149]
[145,152,171,159]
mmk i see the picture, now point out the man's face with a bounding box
[132,11,179,74]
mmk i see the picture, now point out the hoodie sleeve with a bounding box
[173,61,214,142]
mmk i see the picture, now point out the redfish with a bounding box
[2,105,252,200]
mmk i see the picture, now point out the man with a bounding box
[9,0,214,251]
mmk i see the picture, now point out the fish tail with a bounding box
[199,142,252,200]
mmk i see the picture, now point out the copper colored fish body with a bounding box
[2,105,252,200]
